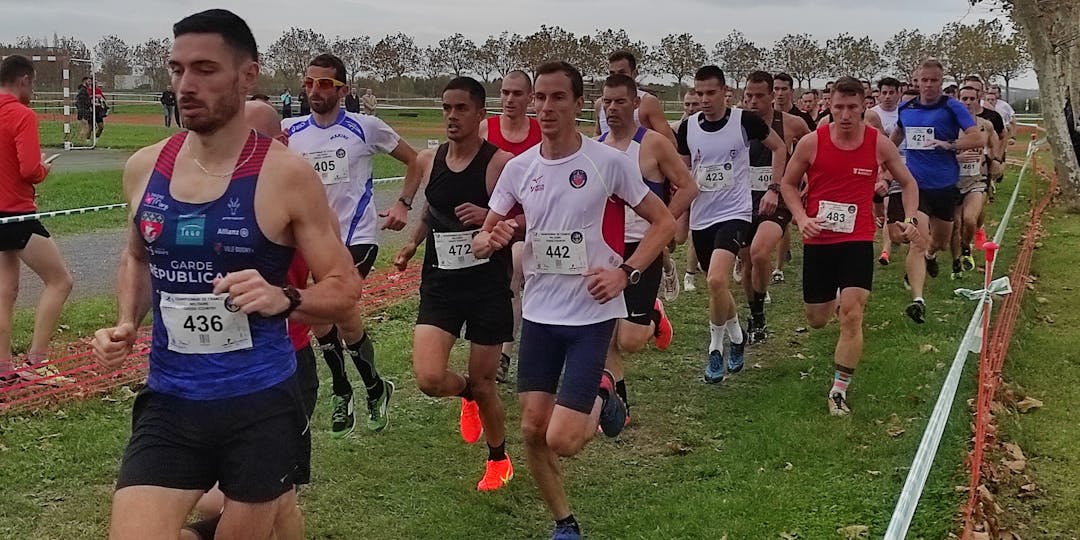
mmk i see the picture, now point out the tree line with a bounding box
[3,21,1029,97]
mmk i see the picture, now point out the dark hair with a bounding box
[444,76,486,109]
[825,80,835,88]
[958,86,980,96]
[944,84,958,94]
[861,79,872,86]
[747,71,773,89]
[249,93,270,101]
[535,61,584,99]
[877,77,901,91]
[962,75,983,85]
[173,9,258,62]
[694,65,726,86]
[773,72,794,87]
[504,69,532,89]
[603,73,638,96]
[802,89,819,98]
[0,55,34,85]
[309,53,347,83]
[902,88,919,97]
[831,76,865,98]
[608,50,637,71]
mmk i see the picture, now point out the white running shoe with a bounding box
[733,257,743,283]
[683,273,697,292]
[660,259,680,302]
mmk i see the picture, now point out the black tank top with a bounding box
[421,141,511,289]
[749,110,785,167]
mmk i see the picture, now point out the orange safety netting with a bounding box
[1,264,420,413]
[961,139,1057,538]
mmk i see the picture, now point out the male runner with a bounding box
[871,77,904,266]
[959,76,1007,242]
[594,51,676,146]
[0,54,74,386]
[676,65,786,383]
[393,77,516,492]
[673,91,704,293]
[799,90,818,115]
[91,10,360,539]
[478,70,542,384]
[985,85,1016,147]
[472,61,675,540]
[283,53,421,437]
[774,72,816,131]
[891,58,981,324]
[598,73,696,424]
[741,71,809,343]
[780,77,921,415]
[951,85,1000,279]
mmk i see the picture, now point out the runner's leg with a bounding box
[17,234,73,357]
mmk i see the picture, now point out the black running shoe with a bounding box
[925,255,939,278]
[906,300,926,324]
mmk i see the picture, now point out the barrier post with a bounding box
[1030,132,1038,203]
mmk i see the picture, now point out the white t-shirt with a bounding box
[992,100,1015,124]
[282,111,401,245]
[489,135,649,326]
[871,105,899,136]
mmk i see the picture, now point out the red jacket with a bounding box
[0,94,47,212]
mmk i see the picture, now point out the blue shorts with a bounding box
[517,319,617,414]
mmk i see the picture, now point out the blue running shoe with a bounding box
[727,339,745,373]
[597,370,627,437]
[552,523,582,540]
[703,350,725,384]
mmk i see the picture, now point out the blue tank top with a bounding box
[136,131,296,400]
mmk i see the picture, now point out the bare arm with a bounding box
[381,140,421,230]
[639,95,678,149]
[780,134,815,227]
[878,136,919,223]
[624,192,677,272]
[952,125,983,151]
[478,118,489,140]
[785,113,811,144]
[593,98,603,136]
[890,123,905,147]
[865,109,884,134]
[647,132,697,220]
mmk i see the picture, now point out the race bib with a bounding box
[905,127,935,150]
[749,166,773,192]
[960,160,981,176]
[433,231,486,270]
[695,162,735,192]
[304,148,350,185]
[159,292,253,354]
[817,200,858,234]
[532,231,587,275]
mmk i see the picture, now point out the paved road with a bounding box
[16,184,427,308]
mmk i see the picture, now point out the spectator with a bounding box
[298,89,310,116]
[0,55,74,385]
[160,85,178,127]
[345,88,360,113]
[75,77,92,141]
[362,88,377,115]
[280,88,292,118]
[92,82,108,138]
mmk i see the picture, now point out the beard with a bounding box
[180,87,243,135]
[309,96,340,115]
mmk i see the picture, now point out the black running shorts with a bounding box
[802,241,874,304]
[417,285,513,346]
[750,192,792,242]
[886,192,906,224]
[116,374,307,502]
[691,219,751,271]
[348,243,379,278]
[294,345,318,486]
[622,242,663,326]
[918,187,961,222]
[0,212,50,251]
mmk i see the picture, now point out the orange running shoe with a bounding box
[654,299,673,350]
[460,398,484,444]
[477,454,514,491]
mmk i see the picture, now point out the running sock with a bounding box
[709,322,725,353]
[555,515,581,534]
[614,379,628,408]
[184,514,221,540]
[831,364,854,396]
[488,441,507,461]
[316,327,353,396]
[750,292,766,317]
[649,308,662,337]
[913,296,925,304]
[346,332,383,400]
[457,376,473,402]
[725,315,744,345]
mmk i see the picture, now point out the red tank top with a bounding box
[804,124,879,245]
[486,116,541,156]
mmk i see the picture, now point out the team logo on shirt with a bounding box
[569,169,587,189]
[729,150,738,159]
[227,197,241,216]
[176,215,206,246]
[224,296,241,313]
[336,148,346,159]
[139,211,164,243]
[571,232,583,244]
[142,192,168,211]
[847,205,857,213]
[853,167,874,176]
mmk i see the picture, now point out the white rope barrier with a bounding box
[0,176,407,225]
[883,138,1042,539]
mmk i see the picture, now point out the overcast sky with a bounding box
[0,0,1035,87]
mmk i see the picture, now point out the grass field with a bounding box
[0,165,1044,538]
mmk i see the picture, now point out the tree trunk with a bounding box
[1012,0,1080,205]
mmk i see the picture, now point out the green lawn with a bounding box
[38,122,183,150]
[0,169,1044,539]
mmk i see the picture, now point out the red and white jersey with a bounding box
[490,135,649,326]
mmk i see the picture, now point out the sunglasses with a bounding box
[303,77,345,90]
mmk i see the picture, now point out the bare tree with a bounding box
[267,28,330,80]
[132,38,171,89]
[713,30,765,89]
[653,33,708,90]
[369,33,421,82]
[422,45,449,80]
[94,35,132,85]
[824,32,883,81]
[475,32,525,82]
[438,33,478,77]
[517,25,579,74]
[884,28,942,79]
[770,33,824,88]
[331,35,372,84]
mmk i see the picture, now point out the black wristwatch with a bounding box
[767,183,781,194]
[397,196,413,210]
[619,263,641,285]
[279,286,302,318]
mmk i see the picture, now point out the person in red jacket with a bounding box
[0,55,74,385]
